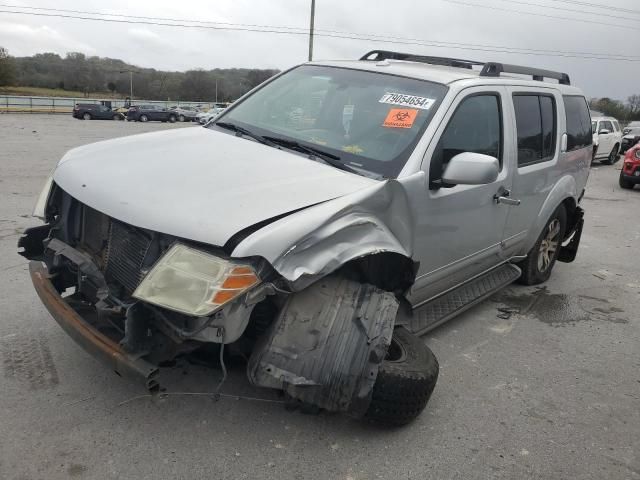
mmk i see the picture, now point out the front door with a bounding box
[597,120,614,157]
[408,87,514,305]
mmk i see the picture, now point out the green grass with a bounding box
[0,85,125,99]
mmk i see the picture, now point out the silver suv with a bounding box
[20,50,591,425]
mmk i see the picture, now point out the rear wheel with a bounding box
[602,145,619,165]
[139,114,149,122]
[168,115,177,123]
[619,171,634,189]
[82,112,92,120]
[517,205,566,285]
[365,328,439,426]
[178,115,185,122]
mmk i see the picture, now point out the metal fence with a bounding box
[0,95,215,114]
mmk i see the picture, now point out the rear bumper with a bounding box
[29,261,160,391]
[621,171,640,184]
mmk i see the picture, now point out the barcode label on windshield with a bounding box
[379,92,435,110]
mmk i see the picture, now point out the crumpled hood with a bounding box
[53,127,376,246]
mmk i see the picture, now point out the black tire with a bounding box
[619,171,634,189]
[517,205,567,285]
[82,112,92,120]
[601,145,618,165]
[139,114,149,122]
[365,328,439,426]
[168,115,177,123]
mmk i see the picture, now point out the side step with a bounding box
[408,263,521,336]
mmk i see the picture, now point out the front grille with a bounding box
[104,220,152,293]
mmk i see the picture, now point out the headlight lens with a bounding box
[635,149,640,160]
[32,174,54,219]
[133,244,260,316]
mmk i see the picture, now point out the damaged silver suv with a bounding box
[20,50,591,425]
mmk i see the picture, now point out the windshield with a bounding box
[211,65,447,178]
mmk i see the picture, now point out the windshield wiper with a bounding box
[262,136,360,175]
[215,122,276,147]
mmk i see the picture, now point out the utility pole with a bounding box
[119,69,134,101]
[308,0,315,61]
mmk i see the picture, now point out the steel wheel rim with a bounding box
[538,219,560,272]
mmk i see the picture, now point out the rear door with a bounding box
[501,88,561,256]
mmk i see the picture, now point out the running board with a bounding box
[408,263,521,336]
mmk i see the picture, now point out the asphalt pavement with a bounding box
[0,114,638,480]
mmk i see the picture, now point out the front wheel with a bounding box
[139,114,149,122]
[168,115,177,123]
[517,205,567,285]
[365,328,439,426]
[619,171,634,189]
[178,115,185,122]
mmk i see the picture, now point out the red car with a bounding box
[620,142,640,189]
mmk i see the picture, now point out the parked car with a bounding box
[20,50,591,426]
[170,105,201,122]
[127,104,177,123]
[196,107,225,125]
[619,142,640,189]
[620,125,640,154]
[72,103,124,121]
[591,116,622,164]
[623,121,640,135]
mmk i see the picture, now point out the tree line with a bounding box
[589,96,640,123]
[0,47,279,102]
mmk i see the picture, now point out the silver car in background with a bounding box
[20,50,591,425]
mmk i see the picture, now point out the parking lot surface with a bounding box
[0,114,638,480]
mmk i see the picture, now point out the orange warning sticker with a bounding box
[383,109,418,128]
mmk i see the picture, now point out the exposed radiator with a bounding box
[104,220,152,293]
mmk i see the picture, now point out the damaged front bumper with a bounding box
[29,261,160,391]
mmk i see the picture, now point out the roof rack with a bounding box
[360,50,484,70]
[359,50,571,85]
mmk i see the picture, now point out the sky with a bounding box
[0,0,639,100]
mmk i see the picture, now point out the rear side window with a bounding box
[564,96,592,151]
[513,94,557,166]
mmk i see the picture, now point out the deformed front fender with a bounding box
[232,174,424,290]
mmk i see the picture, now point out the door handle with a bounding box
[494,187,521,206]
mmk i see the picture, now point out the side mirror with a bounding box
[442,152,499,186]
[599,129,610,135]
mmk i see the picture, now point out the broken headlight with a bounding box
[133,244,260,316]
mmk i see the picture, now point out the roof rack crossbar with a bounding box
[360,50,484,70]
[480,62,571,85]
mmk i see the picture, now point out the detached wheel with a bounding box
[517,205,566,285]
[366,328,439,426]
[619,171,634,189]
[82,112,92,120]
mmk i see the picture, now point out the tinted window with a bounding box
[513,95,556,166]
[430,94,502,185]
[564,96,592,151]
[600,121,613,132]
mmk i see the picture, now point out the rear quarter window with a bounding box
[563,96,592,151]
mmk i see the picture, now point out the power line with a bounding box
[440,0,640,31]
[1,7,639,62]
[550,0,640,16]
[498,0,640,23]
